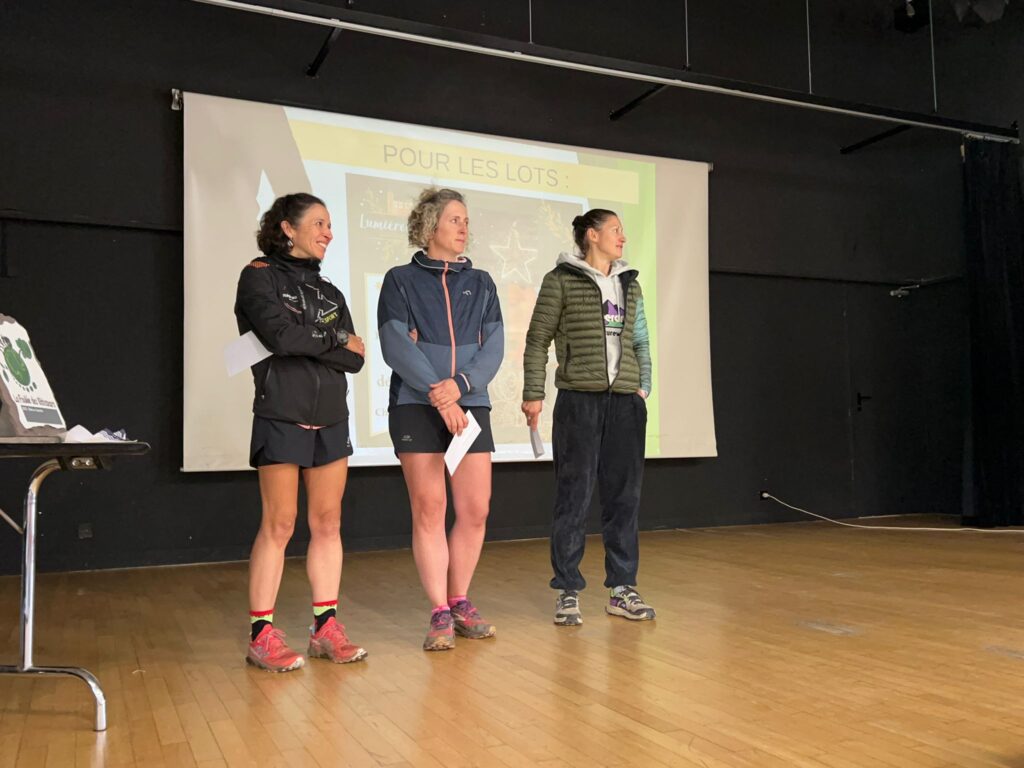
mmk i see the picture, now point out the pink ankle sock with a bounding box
[432,604,449,615]
[447,595,467,607]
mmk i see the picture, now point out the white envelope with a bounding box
[224,331,272,377]
[444,411,482,475]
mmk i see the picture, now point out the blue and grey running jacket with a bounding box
[377,252,504,409]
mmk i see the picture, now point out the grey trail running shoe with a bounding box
[554,589,583,626]
[606,586,656,621]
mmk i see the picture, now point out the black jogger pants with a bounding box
[549,389,647,591]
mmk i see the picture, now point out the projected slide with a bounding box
[183,92,715,470]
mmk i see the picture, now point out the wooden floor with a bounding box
[2,518,1024,768]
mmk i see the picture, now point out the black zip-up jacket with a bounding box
[234,251,364,426]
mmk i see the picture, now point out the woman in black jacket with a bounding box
[234,193,367,672]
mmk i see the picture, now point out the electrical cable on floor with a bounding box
[762,492,1024,534]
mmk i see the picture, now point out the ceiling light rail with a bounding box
[190,0,1019,145]
[305,27,342,77]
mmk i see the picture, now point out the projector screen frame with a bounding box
[181,91,717,471]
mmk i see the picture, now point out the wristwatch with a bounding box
[335,328,349,347]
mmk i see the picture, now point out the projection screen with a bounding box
[183,92,715,470]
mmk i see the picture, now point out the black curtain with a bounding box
[963,139,1024,527]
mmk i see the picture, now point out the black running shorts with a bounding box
[249,416,353,468]
[388,404,494,454]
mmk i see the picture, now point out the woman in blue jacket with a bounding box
[377,188,504,651]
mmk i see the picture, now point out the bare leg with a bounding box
[249,463,300,611]
[302,458,348,603]
[399,453,449,607]
[446,452,492,598]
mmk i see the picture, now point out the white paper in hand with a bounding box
[224,331,272,377]
[444,411,482,476]
[530,427,545,458]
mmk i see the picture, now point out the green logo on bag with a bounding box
[0,336,37,390]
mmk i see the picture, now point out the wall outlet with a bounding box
[77,522,93,540]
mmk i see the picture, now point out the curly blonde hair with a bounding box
[407,188,465,249]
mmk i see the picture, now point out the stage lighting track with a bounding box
[191,0,1019,144]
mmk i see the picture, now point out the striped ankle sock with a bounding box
[313,600,337,631]
[250,609,273,641]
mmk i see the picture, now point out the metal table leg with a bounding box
[0,459,108,731]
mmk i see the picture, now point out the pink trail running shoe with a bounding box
[449,599,496,639]
[423,608,456,651]
[246,625,305,672]
[307,617,368,664]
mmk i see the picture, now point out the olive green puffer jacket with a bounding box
[522,258,650,400]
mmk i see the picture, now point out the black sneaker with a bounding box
[606,586,656,621]
[554,590,583,626]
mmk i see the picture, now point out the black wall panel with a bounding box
[689,0,810,90]
[933,3,1024,125]
[811,0,937,112]
[846,280,967,518]
[0,0,1019,573]
[532,1,688,69]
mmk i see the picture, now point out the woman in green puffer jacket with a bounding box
[521,208,656,627]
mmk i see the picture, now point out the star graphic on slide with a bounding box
[489,229,538,282]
